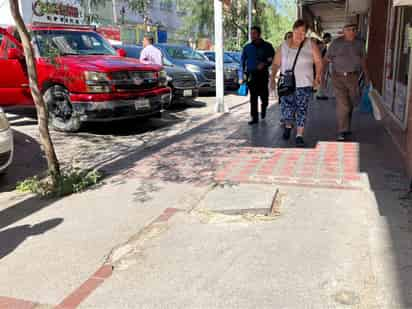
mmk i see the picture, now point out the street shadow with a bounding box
[0,196,59,231]
[167,100,207,112]
[0,218,63,260]
[99,110,253,186]
[0,130,47,193]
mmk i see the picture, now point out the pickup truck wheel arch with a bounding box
[43,85,81,132]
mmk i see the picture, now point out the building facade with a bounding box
[88,0,187,44]
[368,0,412,174]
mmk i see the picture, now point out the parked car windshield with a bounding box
[205,52,236,63]
[165,46,206,61]
[227,52,241,63]
[34,30,116,57]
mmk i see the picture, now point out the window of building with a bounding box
[160,0,173,11]
[383,3,412,128]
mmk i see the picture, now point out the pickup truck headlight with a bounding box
[185,64,201,73]
[0,109,10,132]
[84,71,111,93]
[158,70,168,87]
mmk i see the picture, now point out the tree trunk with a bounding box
[9,0,61,185]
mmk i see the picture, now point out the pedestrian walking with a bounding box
[324,23,369,141]
[270,19,323,147]
[140,35,163,66]
[316,32,332,100]
[239,26,275,125]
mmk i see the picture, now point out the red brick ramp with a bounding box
[215,142,364,190]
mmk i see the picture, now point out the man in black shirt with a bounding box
[239,26,275,125]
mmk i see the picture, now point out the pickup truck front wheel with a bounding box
[43,85,81,132]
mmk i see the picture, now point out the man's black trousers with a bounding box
[247,71,269,121]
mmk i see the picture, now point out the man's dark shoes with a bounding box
[343,131,352,137]
[261,109,267,120]
[295,136,305,147]
[282,127,292,140]
[248,119,259,125]
[337,133,346,141]
[316,95,329,100]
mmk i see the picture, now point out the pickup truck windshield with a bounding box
[34,30,116,57]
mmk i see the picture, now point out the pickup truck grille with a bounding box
[111,71,158,91]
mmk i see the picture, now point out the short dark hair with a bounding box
[251,26,261,35]
[284,31,293,40]
[323,32,332,40]
[144,35,154,44]
[293,19,307,31]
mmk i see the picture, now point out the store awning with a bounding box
[394,0,412,6]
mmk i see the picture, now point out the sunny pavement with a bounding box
[1,93,412,308]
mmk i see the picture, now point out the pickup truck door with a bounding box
[0,28,32,106]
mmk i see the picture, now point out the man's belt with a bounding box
[334,71,360,77]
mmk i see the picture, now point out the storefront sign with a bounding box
[32,0,80,18]
[31,0,83,24]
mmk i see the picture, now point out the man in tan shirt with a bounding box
[324,23,369,141]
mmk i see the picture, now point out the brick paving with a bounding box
[107,102,369,190]
[0,297,37,309]
[214,142,364,189]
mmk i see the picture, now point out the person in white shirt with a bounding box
[140,35,163,66]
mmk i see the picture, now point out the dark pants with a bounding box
[248,71,269,121]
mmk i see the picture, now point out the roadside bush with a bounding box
[16,168,103,197]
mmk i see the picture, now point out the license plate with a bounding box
[134,99,150,110]
[183,89,192,97]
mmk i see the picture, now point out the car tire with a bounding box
[43,85,81,132]
[152,111,162,118]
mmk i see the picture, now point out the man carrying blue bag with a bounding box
[239,26,275,125]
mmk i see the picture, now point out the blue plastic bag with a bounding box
[360,85,372,114]
[238,83,248,96]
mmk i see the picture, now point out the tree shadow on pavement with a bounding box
[104,114,246,186]
[0,196,59,231]
[0,130,47,193]
[0,218,63,260]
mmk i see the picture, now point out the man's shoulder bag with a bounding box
[277,40,305,97]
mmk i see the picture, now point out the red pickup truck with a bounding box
[0,24,171,132]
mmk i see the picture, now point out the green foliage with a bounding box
[262,0,294,48]
[180,0,294,50]
[80,0,153,24]
[179,0,214,39]
[17,168,103,197]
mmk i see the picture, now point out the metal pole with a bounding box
[112,0,118,24]
[248,0,252,41]
[214,0,228,113]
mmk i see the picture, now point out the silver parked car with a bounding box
[0,107,13,174]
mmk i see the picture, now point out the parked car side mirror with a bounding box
[8,48,24,60]
[116,48,127,57]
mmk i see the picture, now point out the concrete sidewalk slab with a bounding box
[0,180,209,306]
[80,185,378,308]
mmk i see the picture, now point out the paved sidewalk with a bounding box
[0,95,411,308]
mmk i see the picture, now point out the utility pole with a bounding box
[112,0,118,24]
[248,0,252,41]
[214,0,228,113]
